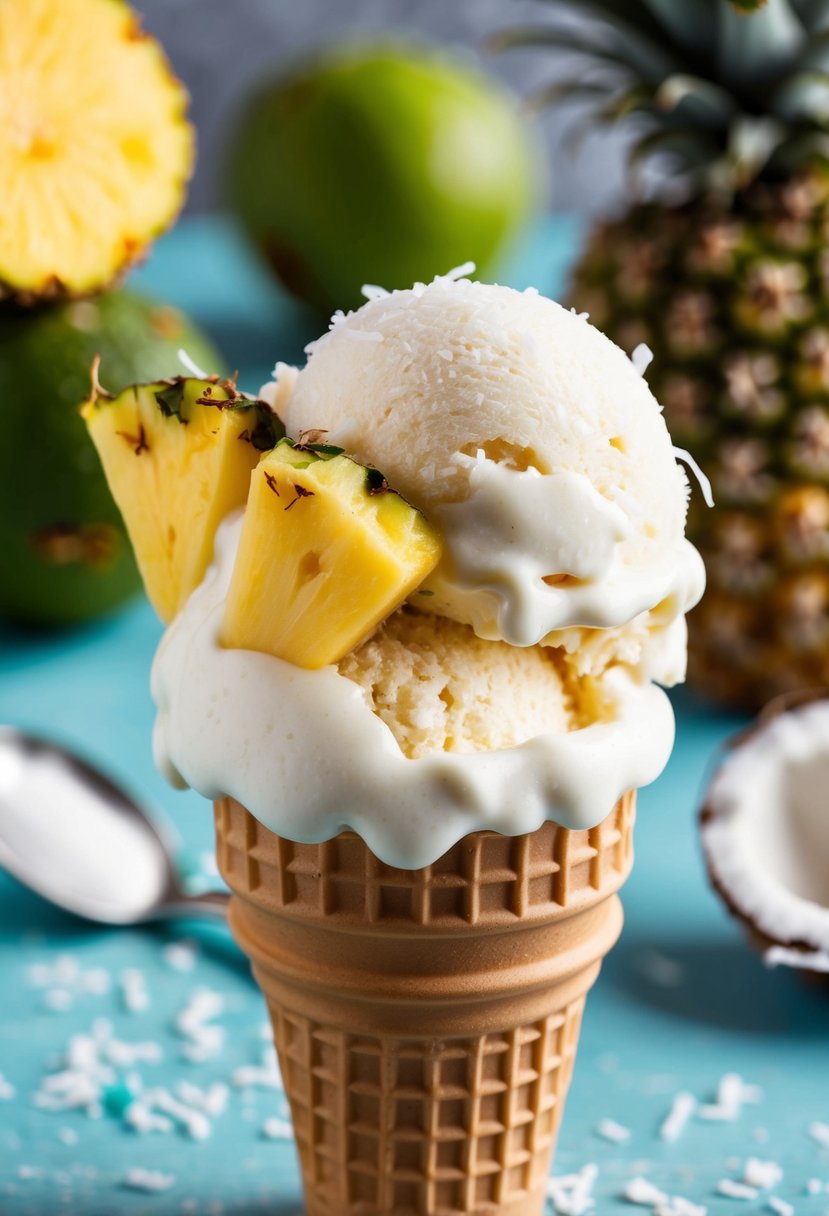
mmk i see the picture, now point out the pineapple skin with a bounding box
[569,170,829,709]
[221,441,443,669]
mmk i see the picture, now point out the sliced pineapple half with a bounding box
[221,438,443,669]
[82,375,283,622]
[0,0,193,301]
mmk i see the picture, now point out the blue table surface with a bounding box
[1,215,827,1216]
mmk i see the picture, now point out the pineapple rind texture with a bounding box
[570,171,829,708]
[221,441,443,670]
[0,0,193,301]
[83,378,282,624]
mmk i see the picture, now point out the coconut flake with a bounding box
[120,970,149,1014]
[261,1117,294,1140]
[698,1074,762,1122]
[436,261,476,283]
[124,1167,176,1193]
[361,283,389,301]
[546,1163,598,1215]
[624,1177,669,1206]
[717,1179,759,1200]
[764,945,829,974]
[744,1160,783,1189]
[808,1121,829,1148]
[343,328,384,343]
[232,1046,283,1091]
[672,447,714,507]
[631,343,654,376]
[175,988,224,1062]
[0,1074,15,1101]
[177,349,209,380]
[660,1092,696,1143]
[766,1198,794,1216]
[162,941,197,973]
[597,1118,632,1143]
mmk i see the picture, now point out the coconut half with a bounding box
[700,691,829,974]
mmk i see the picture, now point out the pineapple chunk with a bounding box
[221,439,442,668]
[82,376,282,622]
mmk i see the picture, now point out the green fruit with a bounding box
[227,43,538,314]
[0,290,222,627]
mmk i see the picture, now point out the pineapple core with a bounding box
[221,439,443,669]
[82,377,282,623]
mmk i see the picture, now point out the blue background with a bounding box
[0,218,827,1215]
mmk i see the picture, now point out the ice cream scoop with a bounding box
[269,273,704,682]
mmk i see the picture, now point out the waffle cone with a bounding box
[215,792,635,1216]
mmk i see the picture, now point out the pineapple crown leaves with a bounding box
[490,0,829,196]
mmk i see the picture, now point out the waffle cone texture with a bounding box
[215,792,635,1216]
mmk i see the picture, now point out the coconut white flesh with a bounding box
[702,700,829,955]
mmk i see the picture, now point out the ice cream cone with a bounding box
[215,791,635,1216]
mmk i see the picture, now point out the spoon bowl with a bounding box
[0,727,227,924]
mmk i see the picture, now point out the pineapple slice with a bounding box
[82,376,282,622]
[221,438,442,668]
[0,0,193,301]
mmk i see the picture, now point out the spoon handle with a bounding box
[161,888,231,920]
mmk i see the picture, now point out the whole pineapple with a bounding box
[496,0,829,708]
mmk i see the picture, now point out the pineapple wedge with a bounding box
[221,438,442,668]
[82,376,282,622]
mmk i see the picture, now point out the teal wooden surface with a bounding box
[0,215,826,1215]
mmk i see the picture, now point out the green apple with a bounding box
[227,43,539,313]
[0,290,222,626]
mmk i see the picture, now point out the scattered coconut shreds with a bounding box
[625,1177,670,1206]
[698,1074,762,1122]
[764,945,829,973]
[261,1117,294,1141]
[177,347,208,380]
[127,1087,213,1141]
[808,1121,829,1149]
[120,970,149,1015]
[597,1117,632,1144]
[439,261,476,283]
[0,1073,15,1101]
[162,941,198,973]
[672,446,714,508]
[175,988,225,1062]
[744,1159,783,1190]
[17,1165,45,1181]
[360,283,389,302]
[806,1179,826,1195]
[176,1081,229,1118]
[545,1163,598,1215]
[123,1167,176,1193]
[34,1020,160,1116]
[638,951,685,989]
[766,1198,794,1216]
[343,328,384,343]
[717,1179,759,1200]
[43,989,74,1013]
[623,1176,707,1216]
[57,1127,78,1146]
[232,1046,283,1092]
[660,1092,697,1143]
[631,342,654,376]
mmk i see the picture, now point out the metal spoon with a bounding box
[0,727,228,925]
